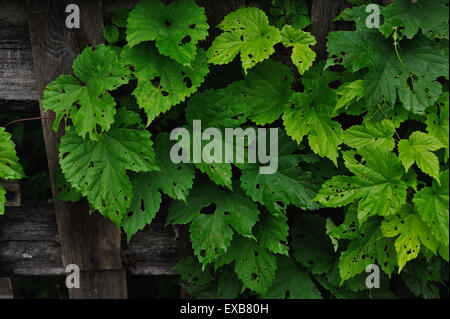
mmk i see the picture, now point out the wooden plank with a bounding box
[26,0,127,299]
[0,203,178,276]
[0,277,13,299]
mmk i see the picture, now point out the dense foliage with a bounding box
[1,0,448,298]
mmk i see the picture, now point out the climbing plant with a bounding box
[1,0,448,299]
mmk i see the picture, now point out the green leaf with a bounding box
[344,119,397,151]
[121,43,209,124]
[0,185,5,215]
[335,80,364,111]
[240,132,321,215]
[254,212,289,256]
[126,0,208,64]
[401,257,442,299]
[291,215,334,275]
[173,257,216,298]
[381,209,439,271]
[167,179,260,266]
[315,148,409,224]
[327,28,448,113]
[225,60,294,125]
[59,127,159,225]
[262,256,322,299]
[380,0,449,40]
[283,80,343,165]
[327,204,360,240]
[413,170,449,248]
[43,45,130,138]
[186,89,250,129]
[111,8,129,28]
[280,25,316,75]
[398,131,445,183]
[122,133,195,241]
[207,7,281,74]
[338,220,397,282]
[0,127,25,180]
[55,169,82,202]
[426,92,449,161]
[103,25,120,44]
[216,236,277,295]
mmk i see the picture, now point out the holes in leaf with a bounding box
[181,35,191,45]
[162,91,169,97]
[183,77,193,89]
[189,24,196,29]
[200,203,217,215]
[165,20,171,27]
[151,77,161,88]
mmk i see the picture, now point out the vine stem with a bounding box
[3,116,56,128]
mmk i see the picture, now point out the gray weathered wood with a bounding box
[0,277,13,299]
[0,203,178,276]
[26,0,128,299]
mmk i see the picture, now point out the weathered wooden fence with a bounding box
[0,0,351,298]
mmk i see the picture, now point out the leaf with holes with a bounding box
[262,256,321,299]
[43,45,130,138]
[291,215,334,275]
[126,0,208,64]
[207,7,281,74]
[59,127,159,225]
[380,0,449,40]
[381,209,439,271]
[413,170,449,248]
[215,236,277,295]
[280,25,316,75]
[167,179,260,266]
[326,26,448,113]
[398,131,445,183]
[344,119,397,151]
[426,92,449,161]
[225,60,294,125]
[254,212,289,256]
[315,148,409,224]
[240,132,321,215]
[122,133,195,240]
[338,219,397,282]
[283,79,343,165]
[121,43,209,124]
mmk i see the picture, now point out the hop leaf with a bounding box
[283,79,343,165]
[103,25,120,44]
[225,60,294,125]
[335,80,364,111]
[122,133,195,241]
[126,0,208,64]
[43,45,130,138]
[291,215,335,275]
[215,236,277,295]
[254,213,289,256]
[0,185,5,215]
[280,25,316,75]
[426,92,449,161]
[167,179,260,266]
[0,127,25,180]
[240,132,321,215]
[315,148,409,224]
[413,170,449,247]
[121,43,209,124]
[59,127,159,225]
[262,256,322,299]
[344,119,397,151]
[380,0,449,40]
[339,219,397,282]
[381,208,439,271]
[398,131,445,183]
[327,27,448,113]
[207,7,281,74]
